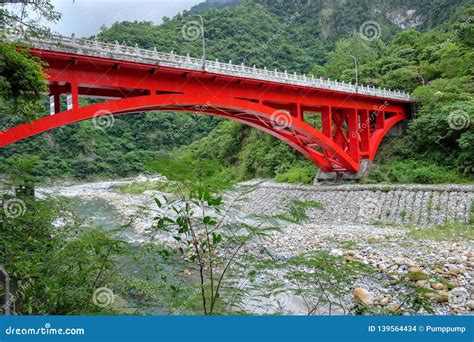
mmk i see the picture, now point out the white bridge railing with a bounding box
[3,31,413,102]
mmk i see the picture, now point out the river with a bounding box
[34,176,473,316]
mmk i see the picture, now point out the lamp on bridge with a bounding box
[350,54,359,93]
[192,14,206,71]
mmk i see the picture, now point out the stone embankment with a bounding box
[237,181,473,226]
[235,181,473,314]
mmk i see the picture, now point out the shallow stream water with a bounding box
[67,195,193,314]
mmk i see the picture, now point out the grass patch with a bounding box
[371,220,398,227]
[274,162,316,184]
[407,271,428,281]
[336,239,357,250]
[326,237,357,250]
[371,160,471,184]
[407,222,474,242]
[367,236,381,244]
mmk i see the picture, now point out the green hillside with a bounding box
[0,0,472,184]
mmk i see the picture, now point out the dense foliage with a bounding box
[0,109,219,180]
[0,183,125,314]
[0,0,472,183]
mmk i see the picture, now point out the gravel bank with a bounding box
[38,176,473,315]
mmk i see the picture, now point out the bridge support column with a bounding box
[48,85,61,115]
[376,110,385,129]
[49,93,61,115]
[289,103,303,120]
[66,82,79,110]
[321,106,332,138]
[359,109,370,157]
[347,108,359,162]
[315,159,372,183]
[332,109,346,147]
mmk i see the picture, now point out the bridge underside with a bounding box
[0,49,410,173]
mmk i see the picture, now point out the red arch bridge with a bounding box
[0,33,413,174]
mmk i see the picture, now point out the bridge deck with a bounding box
[4,32,412,102]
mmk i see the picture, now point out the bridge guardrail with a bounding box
[2,30,413,102]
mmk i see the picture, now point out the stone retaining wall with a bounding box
[236,182,474,225]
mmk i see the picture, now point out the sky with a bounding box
[49,0,203,37]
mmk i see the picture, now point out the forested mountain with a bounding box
[189,0,243,13]
[0,0,472,183]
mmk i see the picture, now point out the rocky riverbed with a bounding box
[38,176,474,315]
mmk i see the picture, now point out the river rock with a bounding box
[354,287,372,305]
[446,265,461,275]
[446,280,460,288]
[416,280,431,289]
[374,294,384,303]
[447,257,460,264]
[408,266,422,273]
[425,292,436,299]
[431,282,444,290]
[398,265,408,272]
[436,291,449,303]
[330,248,343,257]
[389,264,399,271]
[467,300,474,310]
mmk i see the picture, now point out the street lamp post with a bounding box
[350,55,359,92]
[193,14,206,70]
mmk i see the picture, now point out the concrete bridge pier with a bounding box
[315,159,372,183]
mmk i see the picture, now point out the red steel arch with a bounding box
[0,48,410,173]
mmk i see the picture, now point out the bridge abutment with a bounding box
[315,159,372,183]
